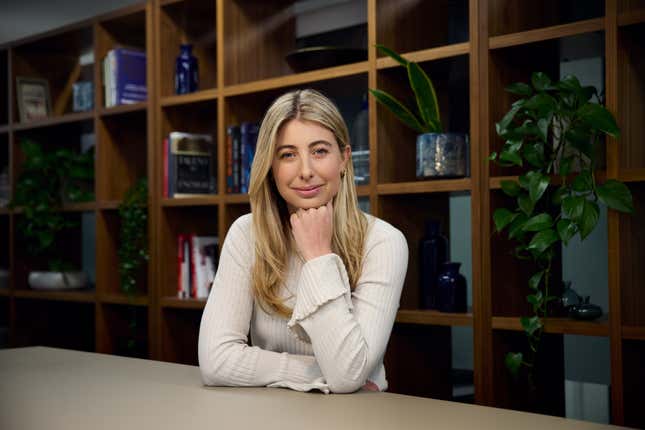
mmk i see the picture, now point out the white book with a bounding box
[192,236,218,299]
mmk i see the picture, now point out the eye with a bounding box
[312,147,329,157]
[279,151,296,160]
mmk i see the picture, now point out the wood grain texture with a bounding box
[492,315,609,337]
[395,309,473,326]
[489,18,604,50]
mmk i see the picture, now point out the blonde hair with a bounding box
[248,89,368,318]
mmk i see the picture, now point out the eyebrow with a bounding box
[275,140,333,151]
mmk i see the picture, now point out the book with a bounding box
[113,47,147,105]
[163,137,169,198]
[191,236,219,299]
[177,234,190,299]
[240,122,259,194]
[168,131,216,197]
[226,126,239,193]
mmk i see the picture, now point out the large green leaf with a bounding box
[375,44,409,67]
[558,156,574,178]
[369,89,426,133]
[505,352,523,377]
[527,228,558,254]
[518,193,535,216]
[508,213,528,240]
[562,195,585,220]
[578,200,600,240]
[520,315,543,336]
[522,213,553,232]
[506,82,533,96]
[493,208,517,232]
[500,180,521,197]
[556,74,582,93]
[596,180,634,213]
[529,173,550,203]
[499,149,523,167]
[531,72,553,92]
[551,185,568,205]
[577,103,620,137]
[572,170,593,193]
[408,62,441,132]
[523,143,546,168]
[528,270,545,290]
[557,218,577,245]
[496,104,522,137]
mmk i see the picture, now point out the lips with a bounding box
[292,184,323,198]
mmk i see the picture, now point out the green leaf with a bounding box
[500,180,521,197]
[520,315,543,336]
[557,75,582,93]
[578,200,600,240]
[488,152,497,161]
[566,128,593,160]
[518,173,532,189]
[522,213,553,232]
[527,229,558,254]
[518,193,535,216]
[532,72,553,92]
[577,103,620,138]
[528,270,545,290]
[527,290,544,308]
[499,149,523,167]
[536,118,549,142]
[551,185,567,205]
[493,208,517,232]
[375,44,409,67]
[596,180,634,213]
[562,195,585,221]
[523,93,556,115]
[505,352,523,377]
[369,89,426,133]
[529,173,550,203]
[558,156,574,177]
[523,143,546,168]
[408,62,442,132]
[496,104,522,137]
[557,218,577,245]
[572,170,593,193]
[506,82,533,96]
[508,213,528,240]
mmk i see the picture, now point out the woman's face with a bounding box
[271,118,349,213]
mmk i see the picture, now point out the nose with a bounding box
[299,155,314,180]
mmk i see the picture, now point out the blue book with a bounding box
[240,122,259,194]
[113,48,147,105]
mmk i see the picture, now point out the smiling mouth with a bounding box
[293,185,323,191]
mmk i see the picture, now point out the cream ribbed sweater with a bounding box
[197,213,408,394]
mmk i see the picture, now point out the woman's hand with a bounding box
[290,200,333,261]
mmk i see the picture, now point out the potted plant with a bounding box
[369,45,468,179]
[489,72,634,387]
[9,138,94,289]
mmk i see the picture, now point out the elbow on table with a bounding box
[327,377,365,394]
[198,343,235,387]
[326,351,371,394]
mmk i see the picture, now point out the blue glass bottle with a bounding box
[437,262,467,313]
[175,44,199,94]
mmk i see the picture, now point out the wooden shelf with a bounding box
[161,195,221,207]
[623,326,645,341]
[355,185,370,197]
[13,289,96,303]
[618,168,645,183]
[98,102,148,117]
[60,202,96,212]
[160,296,206,309]
[377,179,471,195]
[97,200,122,210]
[376,43,470,70]
[489,171,608,190]
[0,207,10,215]
[0,288,9,297]
[224,194,249,204]
[395,309,473,327]
[489,18,604,50]
[222,62,368,97]
[492,315,609,337]
[12,111,94,131]
[99,293,149,307]
[0,124,9,134]
[618,9,645,27]
[160,89,218,107]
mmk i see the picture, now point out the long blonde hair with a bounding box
[248,89,368,318]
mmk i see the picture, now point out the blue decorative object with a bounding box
[72,81,93,112]
[175,44,199,94]
[416,132,469,178]
[437,262,467,313]
[419,220,447,309]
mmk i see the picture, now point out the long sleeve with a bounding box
[198,215,330,393]
[287,220,409,393]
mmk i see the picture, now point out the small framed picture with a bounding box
[16,77,52,123]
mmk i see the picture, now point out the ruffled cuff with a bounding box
[267,378,330,394]
[287,254,353,343]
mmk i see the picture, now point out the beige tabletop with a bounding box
[0,346,623,430]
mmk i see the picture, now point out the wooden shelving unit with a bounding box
[1,0,644,427]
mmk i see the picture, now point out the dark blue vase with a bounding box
[419,220,447,309]
[175,44,199,94]
[437,262,467,313]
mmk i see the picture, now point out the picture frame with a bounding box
[16,77,52,123]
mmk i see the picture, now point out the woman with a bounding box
[198,89,408,394]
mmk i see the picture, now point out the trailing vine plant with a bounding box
[117,177,148,354]
[489,72,634,387]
